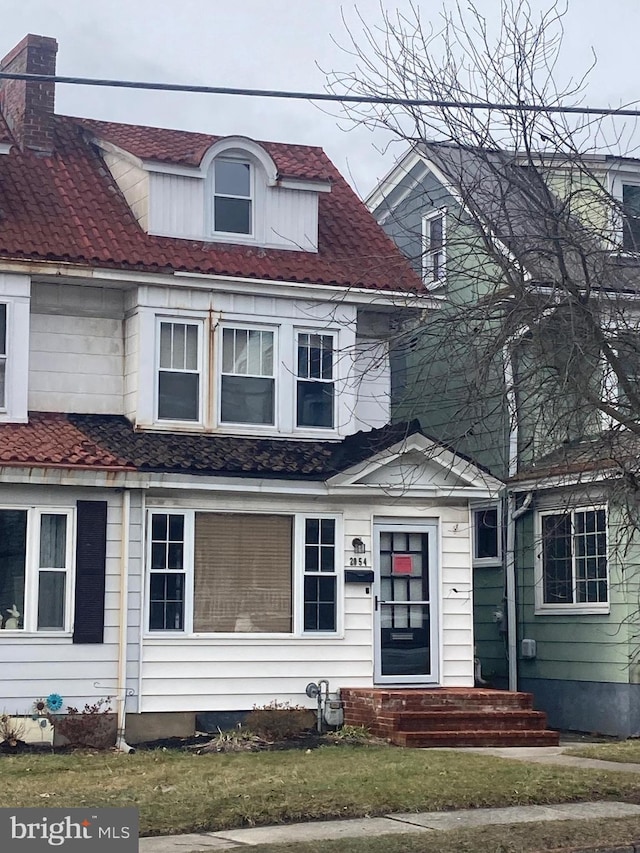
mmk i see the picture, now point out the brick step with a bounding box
[382,710,548,733]
[341,688,535,715]
[392,728,560,748]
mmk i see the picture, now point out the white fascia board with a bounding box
[0,260,433,309]
[0,142,12,155]
[143,160,203,178]
[327,433,503,493]
[277,177,332,193]
[327,484,498,499]
[91,138,146,170]
[364,147,424,211]
[508,469,619,492]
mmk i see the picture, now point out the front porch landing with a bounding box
[341,687,559,747]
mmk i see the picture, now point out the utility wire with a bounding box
[1,70,640,118]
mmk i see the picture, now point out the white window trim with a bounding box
[154,316,205,427]
[534,505,610,615]
[0,506,75,636]
[0,274,30,424]
[212,156,255,239]
[609,172,640,253]
[471,501,502,567]
[217,322,279,430]
[294,329,338,433]
[145,510,194,636]
[421,208,447,288]
[296,514,343,636]
[144,510,343,639]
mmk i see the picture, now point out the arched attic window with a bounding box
[202,137,278,242]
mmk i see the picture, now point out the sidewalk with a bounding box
[139,746,640,853]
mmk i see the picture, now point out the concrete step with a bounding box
[384,710,548,733]
[392,729,561,748]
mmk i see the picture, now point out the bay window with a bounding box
[220,327,275,425]
[537,507,608,611]
[157,320,201,422]
[0,508,73,632]
[296,332,335,428]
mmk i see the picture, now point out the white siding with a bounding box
[0,486,124,714]
[148,170,318,251]
[124,311,139,420]
[138,493,474,713]
[353,338,390,430]
[265,186,318,251]
[103,151,149,231]
[29,313,124,414]
[148,172,204,239]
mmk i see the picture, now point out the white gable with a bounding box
[328,433,502,499]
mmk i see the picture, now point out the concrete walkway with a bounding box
[139,746,640,853]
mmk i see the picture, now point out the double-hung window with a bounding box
[303,518,337,632]
[422,210,446,284]
[296,332,335,428]
[537,507,608,611]
[157,321,201,422]
[220,327,275,425]
[149,513,188,631]
[0,508,73,632]
[0,304,6,410]
[214,159,252,235]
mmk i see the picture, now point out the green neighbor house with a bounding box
[368,141,640,736]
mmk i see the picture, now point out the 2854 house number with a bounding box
[349,556,368,566]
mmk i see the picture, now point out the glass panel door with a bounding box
[374,522,439,684]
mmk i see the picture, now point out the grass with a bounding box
[567,740,640,764]
[3,745,640,836]
[243,816,640,853]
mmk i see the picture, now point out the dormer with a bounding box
[93,133,331,252]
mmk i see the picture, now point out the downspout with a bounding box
[505,491,532,692]
[116,489,134,753]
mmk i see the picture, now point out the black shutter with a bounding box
[73,500,108,644]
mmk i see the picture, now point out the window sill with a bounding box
[473,558,503,569]
[0,630,72,638]
[534,605,610,616]
[143,632,344,641]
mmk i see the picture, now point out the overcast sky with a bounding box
[4,1,640,197]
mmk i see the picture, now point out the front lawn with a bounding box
[2,745,640,836]
[567,740,640,764]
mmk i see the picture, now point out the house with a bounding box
[0,34,520,746]
[368,139,640,736]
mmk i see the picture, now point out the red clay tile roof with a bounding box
[0,115,423,292]
[0,413,423,477]
[0,412,132,469]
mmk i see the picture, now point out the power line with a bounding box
[1,70,640,118]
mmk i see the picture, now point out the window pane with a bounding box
[151,514,185,571]
[221,375,274,424]
[475,507,499,559]
[214,197,251,234]
[0,360,5,409]
[158,371,199,421]
[429,216,443,250]
[320,519,335,545]
[215,160,250,197]
[297,380,334,428]
[37,571,66,630]
[305,518,320,544]
[542,514,573,604]
[304,575,336,631]
[185,325,198,371]
[149,573,184,631]
[40,514,67,569]
[222,328,235,373]
[0,510,27,631]
[0,304,6,355]
[623,184,640,251]
[159,323,173,369]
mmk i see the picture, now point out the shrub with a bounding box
[50,697,115,750]
[244,701,316,741]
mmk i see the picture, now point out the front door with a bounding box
[373,521,439,684]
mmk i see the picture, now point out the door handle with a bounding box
[374,595,379,611]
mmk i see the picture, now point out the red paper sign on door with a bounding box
[392,554,413,575]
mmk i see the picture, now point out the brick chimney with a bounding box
[0,34,58,154]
